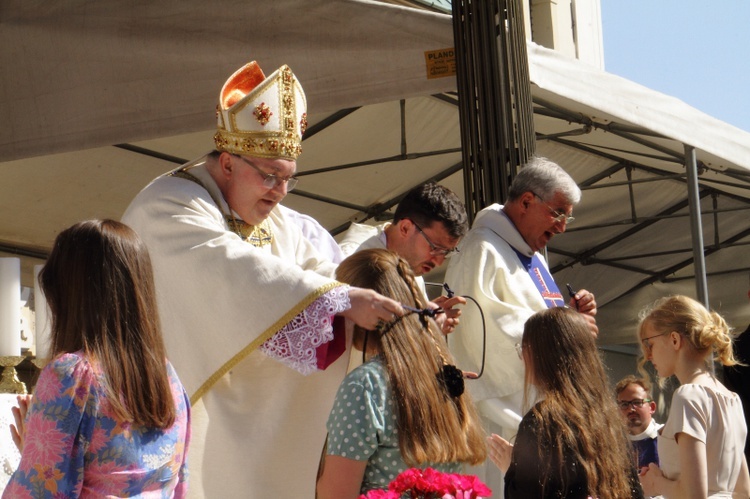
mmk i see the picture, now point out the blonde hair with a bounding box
[336,249,486,466]
[638,295,740,369]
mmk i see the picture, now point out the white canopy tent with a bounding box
[1,0,749,346]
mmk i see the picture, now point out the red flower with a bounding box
[362,468,491,499]
[358,490,400,499]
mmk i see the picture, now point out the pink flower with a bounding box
[84,460,132,494]
[19,413,70,473]
[375,468,491,499]
[445,473,492,497]
[359,490,401,499]
[389,467,423,492]
[88,426,109,455]
[34,372,64,403]
[2,480,34,499]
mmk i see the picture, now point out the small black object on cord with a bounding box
[437,364,465,398]
[402,304,444,319]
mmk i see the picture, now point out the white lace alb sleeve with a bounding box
[260,285,351,375]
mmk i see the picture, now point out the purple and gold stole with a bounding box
[512,248,566,308]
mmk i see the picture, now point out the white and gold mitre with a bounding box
[214,61,307,160]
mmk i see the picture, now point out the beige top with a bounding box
[659,383,747,497]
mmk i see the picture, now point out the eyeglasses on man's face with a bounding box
[530,191,575,225]
[617,398,652,411]
[409,220,459,257]
[237,155,298,191]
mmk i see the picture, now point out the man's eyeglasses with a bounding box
[617,398,652,410]
[237,156,299,191]
[640,332,668,352]
[409,220,459,257]
[531,191,574,225]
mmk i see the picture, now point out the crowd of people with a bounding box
[3,59,749,499]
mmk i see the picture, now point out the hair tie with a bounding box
[437,364,465,398]
[376,314,406,336]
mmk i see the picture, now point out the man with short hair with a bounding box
[615,375,663,469]
[443,156,598,493]
[339,182,469,332]
[123,60,401,498]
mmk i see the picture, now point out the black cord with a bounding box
[362,329,368,365]
[424,281,487,379]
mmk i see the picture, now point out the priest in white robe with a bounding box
[123,61,402,498]
[443,156,598,496]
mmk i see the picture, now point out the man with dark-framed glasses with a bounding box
[615,375,663,469]
[339,181,469,334]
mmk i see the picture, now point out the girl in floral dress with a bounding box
[4,219,190,498]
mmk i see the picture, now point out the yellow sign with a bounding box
[424,48,456,79]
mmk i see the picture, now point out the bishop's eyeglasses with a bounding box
[237,155,299,191]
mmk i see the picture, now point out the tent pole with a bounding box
[686,144,715,376]
[685,144,709,307]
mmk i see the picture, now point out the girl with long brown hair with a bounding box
[488,306,643,498]
[316,249,486,498]
[5,220,190,498]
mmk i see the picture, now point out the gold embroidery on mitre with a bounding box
[300,113,308,135]
[253,102,272,125]
[214,64,305,160]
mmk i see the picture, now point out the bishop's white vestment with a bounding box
[123,162,351,498]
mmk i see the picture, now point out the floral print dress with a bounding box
[3,352,190,498]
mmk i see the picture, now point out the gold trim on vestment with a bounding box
[190,281,346,404]
[225,216,273,247]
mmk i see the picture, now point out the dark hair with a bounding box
[392,183,468,239]
[39,219,175,428]
[522,307,635,498]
